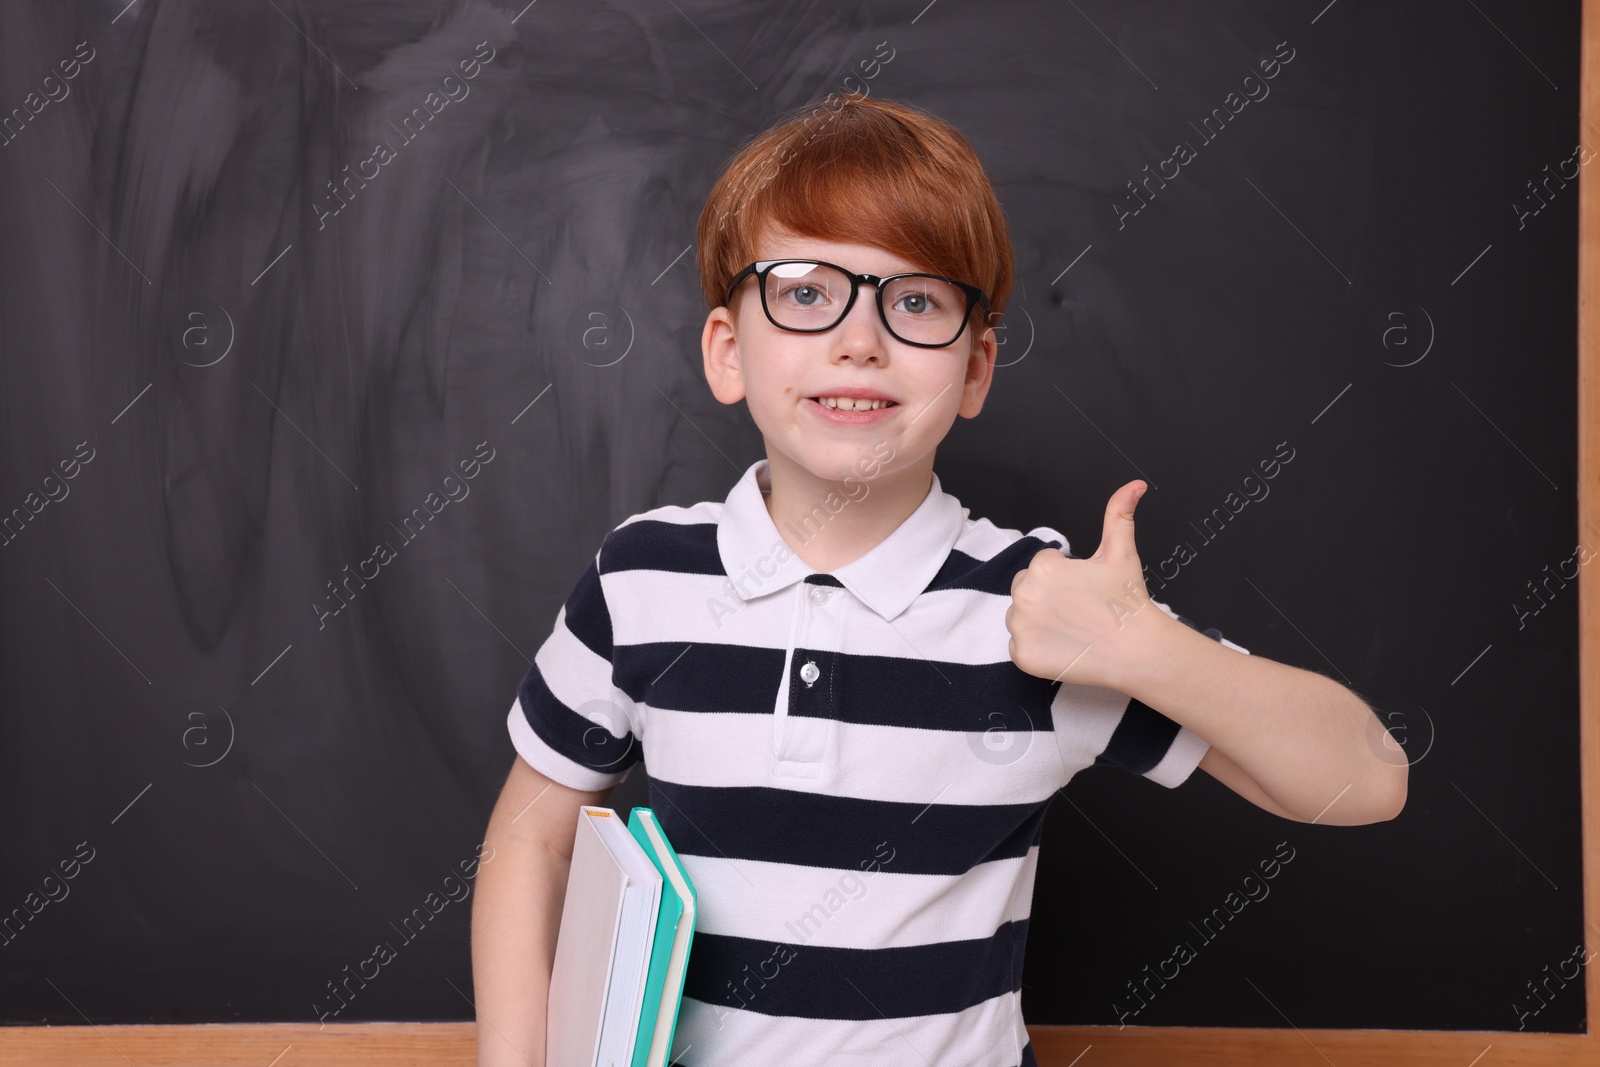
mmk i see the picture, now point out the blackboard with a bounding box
[0,0,1584,1046]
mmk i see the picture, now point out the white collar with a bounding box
[715,458,969,622]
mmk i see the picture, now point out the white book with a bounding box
[546,807,664,1067]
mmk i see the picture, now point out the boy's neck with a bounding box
[758,448,936,573]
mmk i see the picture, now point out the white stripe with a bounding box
[1051,680,1139,772]
[1056,681,1203,790]
[532,604,642,734]
[1147,724,1211,788]
[680,846,1039,949]
[641,707,1064,805]
[670,988,1031,1067]
[614,501,719,533]
[1051,681,1210,789]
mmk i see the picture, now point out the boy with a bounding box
[471,94,1406,1067]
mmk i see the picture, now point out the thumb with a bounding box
[1093,480,1146,562]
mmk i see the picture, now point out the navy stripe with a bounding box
[1019,1039,1037,1067]
[1094,697,1180,775]
[648,780,1052,876]
[929,536,1237,648]
[615,640,788,716]
[515,661,642,774]
[601,517,722,577]
[682,919,1028,1021]
[1089,610,1239,775]
[926,534,1068,597]
[615,641,1057,733]
[560,555,612,660]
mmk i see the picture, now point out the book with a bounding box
[546,807,663,1067]
[626,808,698,1067]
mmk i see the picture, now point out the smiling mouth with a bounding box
[807,396,899,412]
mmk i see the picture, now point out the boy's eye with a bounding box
[885,280,954,317]
[779,283,828,307]
[892,290,941,315]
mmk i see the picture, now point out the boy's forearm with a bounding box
[1117,614,1406,824]
[472,828,568,1067]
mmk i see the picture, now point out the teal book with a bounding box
[626,807,698,1067]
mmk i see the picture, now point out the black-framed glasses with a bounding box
[725,259,990,349]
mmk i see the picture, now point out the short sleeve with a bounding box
[507,538,644,791]
[1050,594,1248,789]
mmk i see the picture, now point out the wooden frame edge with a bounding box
[0,1022,1598,1067]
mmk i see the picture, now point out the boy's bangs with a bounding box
[699,95,1013,321]
[758,142,980,295]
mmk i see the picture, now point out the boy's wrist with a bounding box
[1106,604,1210,704]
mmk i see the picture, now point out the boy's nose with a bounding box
[833,284,892,354]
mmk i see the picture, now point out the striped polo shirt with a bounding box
[509,458,1249,1066]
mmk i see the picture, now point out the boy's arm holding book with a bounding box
[1007,480,1407,826]
[472,755,612,1067]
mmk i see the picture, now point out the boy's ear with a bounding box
[958,313,999,418]
[702,306,747,405]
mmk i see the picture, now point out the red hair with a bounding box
[695,94,1015,327]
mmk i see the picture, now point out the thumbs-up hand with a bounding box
[1005,480,1173,691]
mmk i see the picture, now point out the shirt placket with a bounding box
[772,577,841,777]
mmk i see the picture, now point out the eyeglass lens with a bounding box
[762,261,970,346]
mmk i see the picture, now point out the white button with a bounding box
[809,585,831,603]
[799,660,820,686]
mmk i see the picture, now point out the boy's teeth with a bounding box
[816,396,892,411]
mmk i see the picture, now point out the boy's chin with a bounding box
[768,442,906,488]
